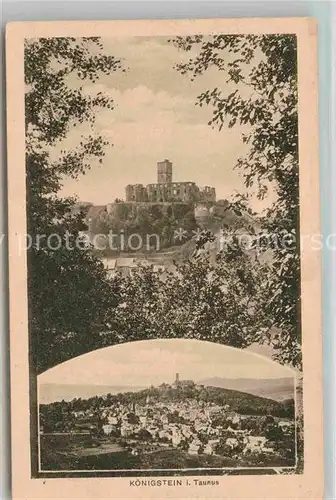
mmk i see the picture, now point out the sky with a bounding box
[56,36,271,210]
[38,339,295,390]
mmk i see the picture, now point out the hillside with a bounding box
[40,381,295,419]
[199,377,295,402]
[131,383,295,418]
[81,199,260,259]
[87,202,197,253]
[38,383,147,405]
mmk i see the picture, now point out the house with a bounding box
[194,422,208,432]
[160,414,169,424]
[188,438,202,455]
[102,257,139,277]
[117,257,138,268]
[263,446,275,454]
[158,429,170,440]
[233,415,241,425]
[73,411,85,418]
[120,424,134,437]
[225,437,239,450]
[226,414,241,425]
[172,433,182,447]
[117,258,138,277]
[204,443,214,455]
[278,421,293,430]
[227,426,246,435]
[102,424,115,436]
[243,436,267,454]
[227,411,237,420]
[102,258,117,277]
[181,426,192,438]
[107,416,118,425]
[207,426,220,436]
[146,427,158,438]
[204,439,220,455]
[153,264,165,273]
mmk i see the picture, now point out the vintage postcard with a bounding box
[6,17,323,499]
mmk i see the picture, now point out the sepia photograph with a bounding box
[25,28,303,476]
[38,340,298,473]
[6,17,322,499]
[25,31,304,476]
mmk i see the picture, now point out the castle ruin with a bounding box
[125,160,216,204]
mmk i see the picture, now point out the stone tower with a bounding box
[175,373,180,386]
[157,159,173,184]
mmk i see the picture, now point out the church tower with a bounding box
[157,159,173,183]
[175,373,180,386]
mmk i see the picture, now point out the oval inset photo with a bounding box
[38,339,297,474]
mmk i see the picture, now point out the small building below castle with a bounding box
[125,159,216,204]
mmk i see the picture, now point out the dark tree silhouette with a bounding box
[170,34,301,367]
[25,37,124,373]
[28,35,301,373]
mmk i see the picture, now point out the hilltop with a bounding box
[40,380,295,419]
[199,377,295,402]
[75,198,258,258]
[118,382,294,419]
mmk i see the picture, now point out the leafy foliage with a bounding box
[171,34,301,367]
[25,38,124,373]
[28,35,301,373]
[101,243,270,350]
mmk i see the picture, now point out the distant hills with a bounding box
[40,380,295,419]
[39,383,147,404]
[199,377,295,402]
[39,376,294,405]
[132,383,294,418]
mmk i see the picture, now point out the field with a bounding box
[40,434,295,472]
